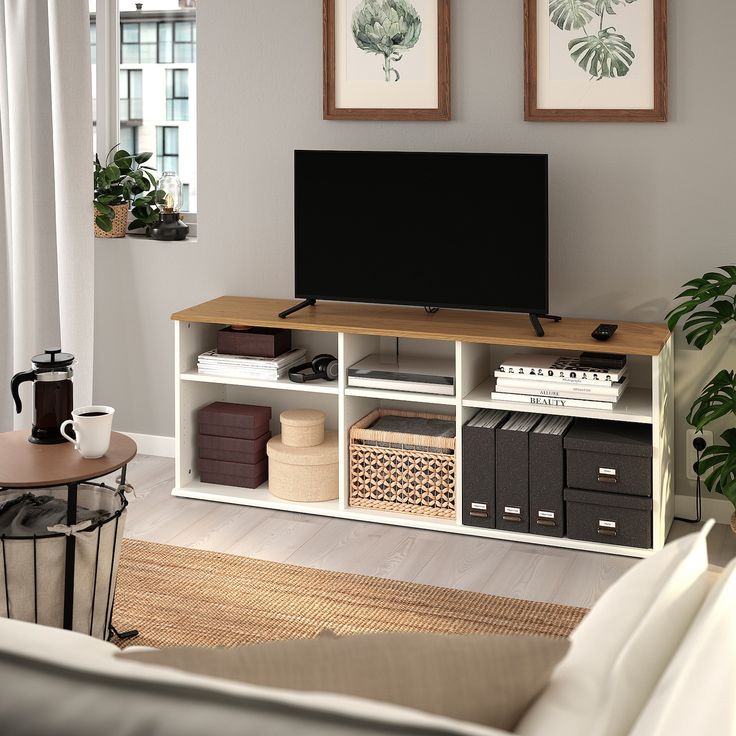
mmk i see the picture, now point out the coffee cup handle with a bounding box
[60,420,79,449]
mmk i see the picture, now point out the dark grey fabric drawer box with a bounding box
[565,419,652,497]
[529,430,568,538]
[462,423,499,528]
[564,487,652,549]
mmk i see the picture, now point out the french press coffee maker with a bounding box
[11,349,75,444]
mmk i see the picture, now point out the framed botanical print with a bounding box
[323,0,451,121]
[524,0,667,122]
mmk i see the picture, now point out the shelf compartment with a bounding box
[344,385,456,406]
[462,378,653,424]
[181,369,339,394]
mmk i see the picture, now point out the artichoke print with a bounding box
[352,0,422,82]
[548,0,636,80]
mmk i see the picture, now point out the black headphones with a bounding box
[288,354,339,383]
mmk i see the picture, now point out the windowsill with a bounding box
[95,233,198,245]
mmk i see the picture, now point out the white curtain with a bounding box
[0,0,93,431]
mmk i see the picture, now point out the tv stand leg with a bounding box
[278,298,316,319]
[529,313,562,337]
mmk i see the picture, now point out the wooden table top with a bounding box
[0,431,137,489]
[172,296,672,357]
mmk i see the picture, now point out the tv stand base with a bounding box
[278,298,316,319]
[529,313,562,337]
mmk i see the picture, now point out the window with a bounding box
[119,125,137,155]
[181,183,190,212]
[119,69,142,122]
[92,1,197,217]
[156,126,179,173]
[121,21,157,63]
[158,20,195,63]
[166,69,188,121]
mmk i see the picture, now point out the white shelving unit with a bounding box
[172,298,674,559]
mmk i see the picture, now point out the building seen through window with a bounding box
[91,0,196,213]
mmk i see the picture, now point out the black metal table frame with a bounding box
[0,463,137,641]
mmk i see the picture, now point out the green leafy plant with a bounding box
[94,146,167,232]
[352,0,422,82]
[548,0,637,80]
[668,266,736,509]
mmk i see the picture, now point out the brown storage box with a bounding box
[199,402,272,440]
[199,458,268,489]
[564,487,652,549]
[198,432,271,463]
[217,326,291,358]
[565,419,652,497]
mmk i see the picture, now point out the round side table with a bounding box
[0,431,137,637]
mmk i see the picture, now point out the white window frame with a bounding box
[95,0,197,234]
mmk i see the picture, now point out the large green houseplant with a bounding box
[667,265,736,531]
[94,146,167,237]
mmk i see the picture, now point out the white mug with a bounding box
[60,405,115,459]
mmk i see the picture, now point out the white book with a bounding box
[198,348,307,369]
[491,392,615,411]
[495,376,627,400]
[348,376,455,396]
[497,353,627,383]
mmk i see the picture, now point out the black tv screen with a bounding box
[294,150,548,315]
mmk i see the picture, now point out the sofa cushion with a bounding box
[516,519,714,736]
[0,617,519,736]
[121,632,569,731]
[629,557,736,736]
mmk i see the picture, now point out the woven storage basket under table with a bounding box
[349,408,456,519]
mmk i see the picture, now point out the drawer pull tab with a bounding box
[503,506,522,523]
[503,514,522,523]
[470,510,489,519]
[597,474,618,484]
[598,520,618,537]
[536,518,557,527]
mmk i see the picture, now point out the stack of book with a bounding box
[491,353,628,411]
[197,347,306,381]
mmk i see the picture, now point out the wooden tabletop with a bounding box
[0,431,137,489]
[172,296,671,357]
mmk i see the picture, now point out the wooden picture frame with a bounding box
[323,0,451,121]
[524,0,667,122]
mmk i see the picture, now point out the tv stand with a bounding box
[529,313,562,337]
[278,297,316,319]
[171,296,673,559]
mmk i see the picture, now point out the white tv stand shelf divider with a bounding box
[172,297,674,559]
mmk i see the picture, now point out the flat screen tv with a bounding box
[293,150,549,318]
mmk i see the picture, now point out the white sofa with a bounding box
[0,521,733,736]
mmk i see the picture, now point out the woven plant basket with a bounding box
[93,202,128,238]
[349,408,456,519]
[731,511,736,535]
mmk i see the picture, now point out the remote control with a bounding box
[591,324,618,341]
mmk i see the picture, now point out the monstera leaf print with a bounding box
[594,0,637,16]
[549,0,595,31]
[568,28,635,79]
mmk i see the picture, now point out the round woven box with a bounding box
[280,409,325,448]
[267,431,338,502]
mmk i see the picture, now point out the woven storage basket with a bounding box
[349,408,456,519]
[93,202,128,238]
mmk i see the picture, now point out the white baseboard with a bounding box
[122,432,175,458]
[675,493,734,525]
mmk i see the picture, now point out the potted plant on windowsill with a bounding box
[667,266,736,533]
[93,146,167,238]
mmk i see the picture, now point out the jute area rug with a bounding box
[113,539,588,649]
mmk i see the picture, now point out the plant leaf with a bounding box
[666,266,736,335]
[95,215,112,232]
[568,27,634,79]
[128,219,146,231]
[687,370,736,431]
[594,0,637,15]
[94,202,115,218]
[135,152,152,164]
[549,0,596,30]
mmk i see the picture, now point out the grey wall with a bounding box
[94,0,736,499]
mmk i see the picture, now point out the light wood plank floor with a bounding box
[117,455,736,609]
